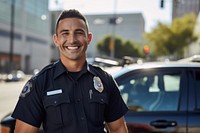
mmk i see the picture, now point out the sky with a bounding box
[48,0,172,32]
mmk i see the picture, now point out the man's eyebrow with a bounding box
[59,29,69,33]
[75,28,85,32]
[59,28,84,33]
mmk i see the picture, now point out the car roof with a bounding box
[113,61,200,78]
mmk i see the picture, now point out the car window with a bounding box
[118,70,181,112]
[163,74,180,91]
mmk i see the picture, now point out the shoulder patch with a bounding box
[20,81,32,98]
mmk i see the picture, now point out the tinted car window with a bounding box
[118,69,181,112]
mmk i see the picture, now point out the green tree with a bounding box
[96,35,141,59]
[144,13,198,58]
[96,36,111,56]
[121,41,141,58]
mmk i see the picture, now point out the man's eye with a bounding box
[61,33,68,36]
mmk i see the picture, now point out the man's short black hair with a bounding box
[55,9,89,35]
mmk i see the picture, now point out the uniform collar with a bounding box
[87,64,98,76]
[53,60,66,79]
[53,59,97,79]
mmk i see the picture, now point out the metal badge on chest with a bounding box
[93,76,104,93]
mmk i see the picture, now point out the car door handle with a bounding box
[150,120,177,128]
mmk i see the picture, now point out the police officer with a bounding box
[12,9,128,133]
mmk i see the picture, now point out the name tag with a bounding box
[47,89,62,96]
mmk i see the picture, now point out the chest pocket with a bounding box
[43,94,72,126]
[89,91,108,123]
[43,95,70,107]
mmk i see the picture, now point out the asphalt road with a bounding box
[0,76,30,122]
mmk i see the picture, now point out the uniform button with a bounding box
[54,101,57,104]
[81,117,84,120]
[100,99,104,102]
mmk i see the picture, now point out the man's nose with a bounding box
[68,34,76,43]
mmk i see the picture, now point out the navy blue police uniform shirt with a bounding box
[12,60,128,133]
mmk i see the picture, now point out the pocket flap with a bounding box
[43,95,70,108]
[90,93,108,104]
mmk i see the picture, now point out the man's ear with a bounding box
[87,32,92,44]
[53,34,59,47]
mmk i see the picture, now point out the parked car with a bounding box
[1,61,200,133]
[113,61,200,133]
[4,70,25,82]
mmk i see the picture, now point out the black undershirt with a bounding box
[68,71,81,80]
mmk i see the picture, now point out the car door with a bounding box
[116,68,188,133]
[187,68,200,133]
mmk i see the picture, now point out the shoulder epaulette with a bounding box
[31,61,58,80]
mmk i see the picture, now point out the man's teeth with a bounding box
[66,46,79,50]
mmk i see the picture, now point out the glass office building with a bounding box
[0,0,50,73]
[172,0,200,19]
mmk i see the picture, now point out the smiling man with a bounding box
[12,9,128,133]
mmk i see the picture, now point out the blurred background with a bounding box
[0,1,200,132]
[0,0,199,75]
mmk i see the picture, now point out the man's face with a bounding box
[54,18,92,61]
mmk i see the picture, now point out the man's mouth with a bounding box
[64,46,80,50]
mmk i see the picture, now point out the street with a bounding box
[0,76,30,121]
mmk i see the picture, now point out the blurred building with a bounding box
[50,11,145,60]
[50,11,60,62]
[186,11,200,56]
[86,13,145,58]
[0,0,51,74]
[172,0,200,19]
[172,0,200,57]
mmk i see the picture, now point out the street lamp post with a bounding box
[109,17,117,58]
[9,0,15,73]
[109,0,118,58]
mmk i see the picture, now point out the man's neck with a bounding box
[61,58,86,72]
